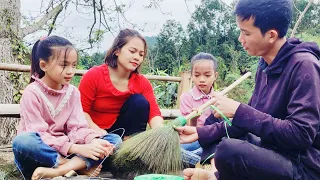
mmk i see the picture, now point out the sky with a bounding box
[21,0,233,52]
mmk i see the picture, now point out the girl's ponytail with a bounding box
[30,40,44,83]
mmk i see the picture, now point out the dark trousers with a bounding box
[107,94,150,137]
[201,116,314,180]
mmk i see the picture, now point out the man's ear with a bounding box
[268,29,279,43]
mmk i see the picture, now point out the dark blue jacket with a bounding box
[197,38,320,178]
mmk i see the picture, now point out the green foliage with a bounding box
[11,39,30,63]
[148,69,178,108]
[9,72,29,103]
[78,51,105,70]
[291,0,320,35]
[151,20,186,75]
[147,0,256,105]
[88,29,105,44]
[145,36,157,48]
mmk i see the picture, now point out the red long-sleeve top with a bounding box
[79,64,161,129]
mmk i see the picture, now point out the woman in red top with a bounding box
[79,29,164,139]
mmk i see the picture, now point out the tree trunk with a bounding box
[0,0,21,144]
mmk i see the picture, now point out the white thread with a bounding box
[89,128,125,179]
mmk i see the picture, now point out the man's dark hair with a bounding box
[235,0,293,38]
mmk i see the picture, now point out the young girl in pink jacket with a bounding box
[12,36,122,180]
[179,52,219,166]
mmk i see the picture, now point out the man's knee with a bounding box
[215,138,248,165]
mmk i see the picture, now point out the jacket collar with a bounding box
[189,86,214,101]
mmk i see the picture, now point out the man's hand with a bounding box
[175,126,199,144]
[211,93,241,118]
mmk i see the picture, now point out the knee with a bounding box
[215,138,247,165]
[103,133,122,149]
[13,132,41,153]
[130,94,149,109]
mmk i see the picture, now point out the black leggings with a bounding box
[107,94,150,137]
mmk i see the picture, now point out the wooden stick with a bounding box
[185,72,251,120]
[0,63,182,82]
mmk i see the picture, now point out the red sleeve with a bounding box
[78,66,99,113]
[140,76,162,121]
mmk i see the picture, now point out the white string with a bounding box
[89,128,125,179]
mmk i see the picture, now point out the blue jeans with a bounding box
[12,132,121,179]
[181,141,202,166]
[181,141,203,156]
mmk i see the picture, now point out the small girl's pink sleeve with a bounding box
[19,88,72,156]
[179,92,193,116]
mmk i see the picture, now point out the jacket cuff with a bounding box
[59,142,73,156]
[197,126,210,147]
[85,133,101,144]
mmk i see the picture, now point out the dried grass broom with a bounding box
[112,72,252,177]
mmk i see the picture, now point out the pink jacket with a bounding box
[180,86,214,127]
[18,77,100,156]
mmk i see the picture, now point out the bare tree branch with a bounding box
[113,0,122,29]
[88,0,97,47]
[291,0,313,38]
[47,1,67,36]
[184,0,192,16]
[293,0,302,14]
[20,3,64,38]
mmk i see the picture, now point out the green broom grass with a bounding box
[112,72,252,177]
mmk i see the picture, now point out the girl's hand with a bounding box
[70,144,107,161]
[175,126,199,144]
[91,138,115,157]
[96,128,108,136]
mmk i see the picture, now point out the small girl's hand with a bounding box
[73,144,107,161]
[96,128,108,136]
[91,139,115,157]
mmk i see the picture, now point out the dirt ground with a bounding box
[0,151,119,180]
[0,151,14,164]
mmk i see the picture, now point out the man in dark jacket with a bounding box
[177,0,320,180]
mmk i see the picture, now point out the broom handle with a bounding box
[184,72,252,120]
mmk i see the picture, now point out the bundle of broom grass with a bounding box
[112,72,252,177]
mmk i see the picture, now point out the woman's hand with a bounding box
[149,116,164,128]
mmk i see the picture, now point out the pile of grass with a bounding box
[112,120,183,176]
